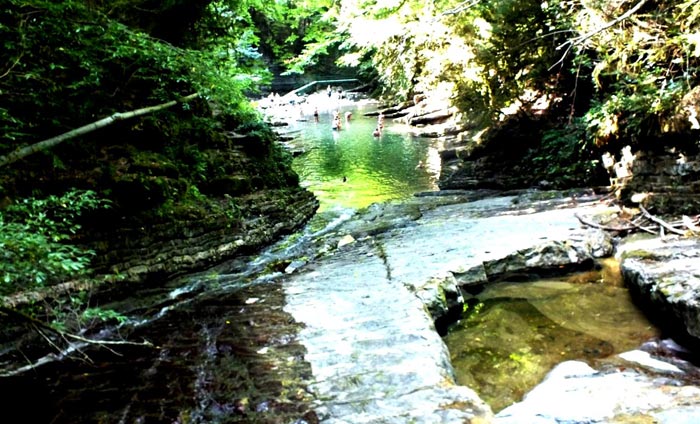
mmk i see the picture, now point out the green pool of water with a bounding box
[443,262,658,412]
[289,101,439,213]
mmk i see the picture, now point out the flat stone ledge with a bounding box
[283,246,492,423]
[618,236,700,341]
[281,192,618,422]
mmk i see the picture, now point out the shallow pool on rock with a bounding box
[443,262,659,412]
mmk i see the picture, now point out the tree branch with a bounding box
[549,0,648,70]
[0,306,154,376]
[575,212,637,232]
[441,0,481,16]
[639,204,686,236]
[0,93,199,168]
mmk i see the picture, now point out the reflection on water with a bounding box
[443,263,658,412]
[287,101,439,213]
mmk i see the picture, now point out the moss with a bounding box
[620,249,658,261]
[204,176,252,196]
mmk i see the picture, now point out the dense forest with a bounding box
[2,0,700,341]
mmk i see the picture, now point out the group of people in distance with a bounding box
[312,85,387,136]
[329,109,383,137]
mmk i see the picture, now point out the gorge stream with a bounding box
[0,94,677,423]
[285,95,662,414]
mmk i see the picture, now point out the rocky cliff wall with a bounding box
[84,188,318,283]
[622,150,700,215]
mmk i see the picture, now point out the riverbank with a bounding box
[256,93,700,421]
[5,187,700,423]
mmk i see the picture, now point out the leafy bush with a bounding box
[526,119,606,187]
[0,190,109,296]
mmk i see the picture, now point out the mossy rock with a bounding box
[620,249,658,261]
[112,175,185,210]
[129,152,180,179]
[203,176,252,196]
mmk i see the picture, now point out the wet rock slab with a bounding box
[283,243,492,423]
[282,190,621,422]
[0,282,318,424]
[495,358,700,423]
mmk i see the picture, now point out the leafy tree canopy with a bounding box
[0,0,277,149]
[0,0,304,326]
[3,0,700,328]
[286,0,700,149]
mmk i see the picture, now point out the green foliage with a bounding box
[0,0,271,153]
[0,190,110,295]
[244,0,339,74]
[0,0,309,228]
[449,0,567,116]
[81,307,128,325]
[565,0,700,146]
[296,0,700,149]
[526,119,604,187]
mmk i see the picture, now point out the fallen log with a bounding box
[574,213,638,232]
[0,93,199,168]
[577,207,700,238]
[408,108,456,126]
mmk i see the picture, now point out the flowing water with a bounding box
[0,95,443,423]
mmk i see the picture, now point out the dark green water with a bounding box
[287,99,440,213]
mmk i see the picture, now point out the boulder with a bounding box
[452,230,614,287]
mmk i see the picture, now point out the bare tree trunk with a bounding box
[0,93,199,168]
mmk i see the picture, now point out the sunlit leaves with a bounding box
[561,0,700,144]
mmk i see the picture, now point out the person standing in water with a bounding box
[332,110,342,130]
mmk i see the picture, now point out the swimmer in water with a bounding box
[333,116,342,130]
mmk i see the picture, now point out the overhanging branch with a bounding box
[0,305,154,377]
[0,92,199,168]
[549,0,648,70]
[441,0,481,16]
